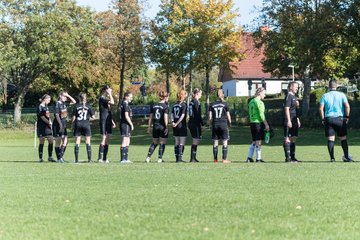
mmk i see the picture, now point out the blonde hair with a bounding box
[177,90,187,102]
[79,92,87,113]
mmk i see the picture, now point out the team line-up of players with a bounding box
[36,80,352,163]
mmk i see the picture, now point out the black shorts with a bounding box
[53,121,68,137]
[188,123,202,139]
[173,123,187,137]
[99,118,113,135]
[37,125,52,138]
[120,123,132,137]
[324,117,347,137]
[153,125,168,139]
[212,124,229,140]
[73,124,91,137]
[283,118,299,138]
[250,123,265,141]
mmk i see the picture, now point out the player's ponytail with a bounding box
[123,92,132,100]
[39,94,50,103]
[192,88,201,99]
[217,89,225,102]
[177,90,187,102]
[79,92,87,113]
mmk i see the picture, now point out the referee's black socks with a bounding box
[327,140,335,160]
[341,139,349,158]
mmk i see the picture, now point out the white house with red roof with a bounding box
[219,32,293,97]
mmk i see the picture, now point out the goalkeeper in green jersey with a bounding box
[246,87,269,163]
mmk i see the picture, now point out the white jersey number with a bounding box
[214,107,223,119]
[77,110,88,121]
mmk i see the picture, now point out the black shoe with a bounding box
[291,158,301,163]
[246,157,254,163]
[48,157,56,162]
[176,160,185,163]
[330,159,336,162]
[88,159,93,163]
[285,158,291,162]
[256,159,265,163]
[190,159,199,163]
[342,156,353,162]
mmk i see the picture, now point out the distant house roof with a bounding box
[219,32,287,82]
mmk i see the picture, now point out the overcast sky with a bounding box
[76,0,263,27]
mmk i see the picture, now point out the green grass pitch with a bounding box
[1,124,360,239]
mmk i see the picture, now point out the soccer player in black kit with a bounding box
[119,92,134,164]
[98,85,116,163]
[53,91,76,163]
[172,90,188,163]
[37,94,55,162]
[283,82,301,162]
[188,88,204,162]
[145,91,169,163]
[208,89,231,163]
[72,93,94,163]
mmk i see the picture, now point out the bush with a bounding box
[310,88,326,103]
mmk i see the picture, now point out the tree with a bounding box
[254,0,354,115]
[0,0,99,122]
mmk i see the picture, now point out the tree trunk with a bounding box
[119,53,126,101]
[14,90,26,124]
[205,65,210,120]
[302,65,312,116]
[166,69,170,94]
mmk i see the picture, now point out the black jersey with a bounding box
[209,100,229,126]
[284,93,297,119]
[37,104,51,128]
[151,102,168,128]
[72,103,94,125]
[172,102,187,126]
[99,96,112,120]
[54,100,68,125]
[119,100,132,125]
[189,99,204,126]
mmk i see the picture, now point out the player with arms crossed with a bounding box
[53,91,76,163]
[119,92,134,164]
[72,93,94,163]
[145,91,169,163]
[208,89,231,163]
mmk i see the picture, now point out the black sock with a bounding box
[124,146,129,161]
[103,144,109,160]
[191,144,197,160]
[39,143,44,160]
[74,144,79,162]
[61,145,67,158]
[283,142,291,159]
[341,140,349,158]
[327,140,335,160]
[48,143,53,158]
[222,145,228,160]
[290,142,296,159]
[147,143,158,158]
[55,147,61,160]
[86,144,91,161]
[178,145,184,161]
[98,144,104,160]
[174,145,179,161]
[158,144,166,159]
[213,146,218,160]
[120,147,124,161]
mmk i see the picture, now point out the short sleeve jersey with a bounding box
[37,104,50,128]
[189,99,204,126]
[54,100,68,124]
[120,100,132,124]
[99,96,112,120]
[248,97,265,123]
[151,102,168,128]
[320,90,348,118]
[72,103,93,125]
[284,93,297,119]
[209,100,229,126]
[172,102,187,125]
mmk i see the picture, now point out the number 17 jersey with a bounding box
[209,100,229,126]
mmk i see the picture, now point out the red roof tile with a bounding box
[220,32,272,82]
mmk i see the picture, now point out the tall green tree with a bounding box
[0,0,99,122]
[255,0,354,115]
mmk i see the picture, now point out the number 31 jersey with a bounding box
[72,103,94,126]
[209,100,229,126]
[151,102,168,128]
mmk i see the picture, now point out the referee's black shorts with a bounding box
[324,117,347,137]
